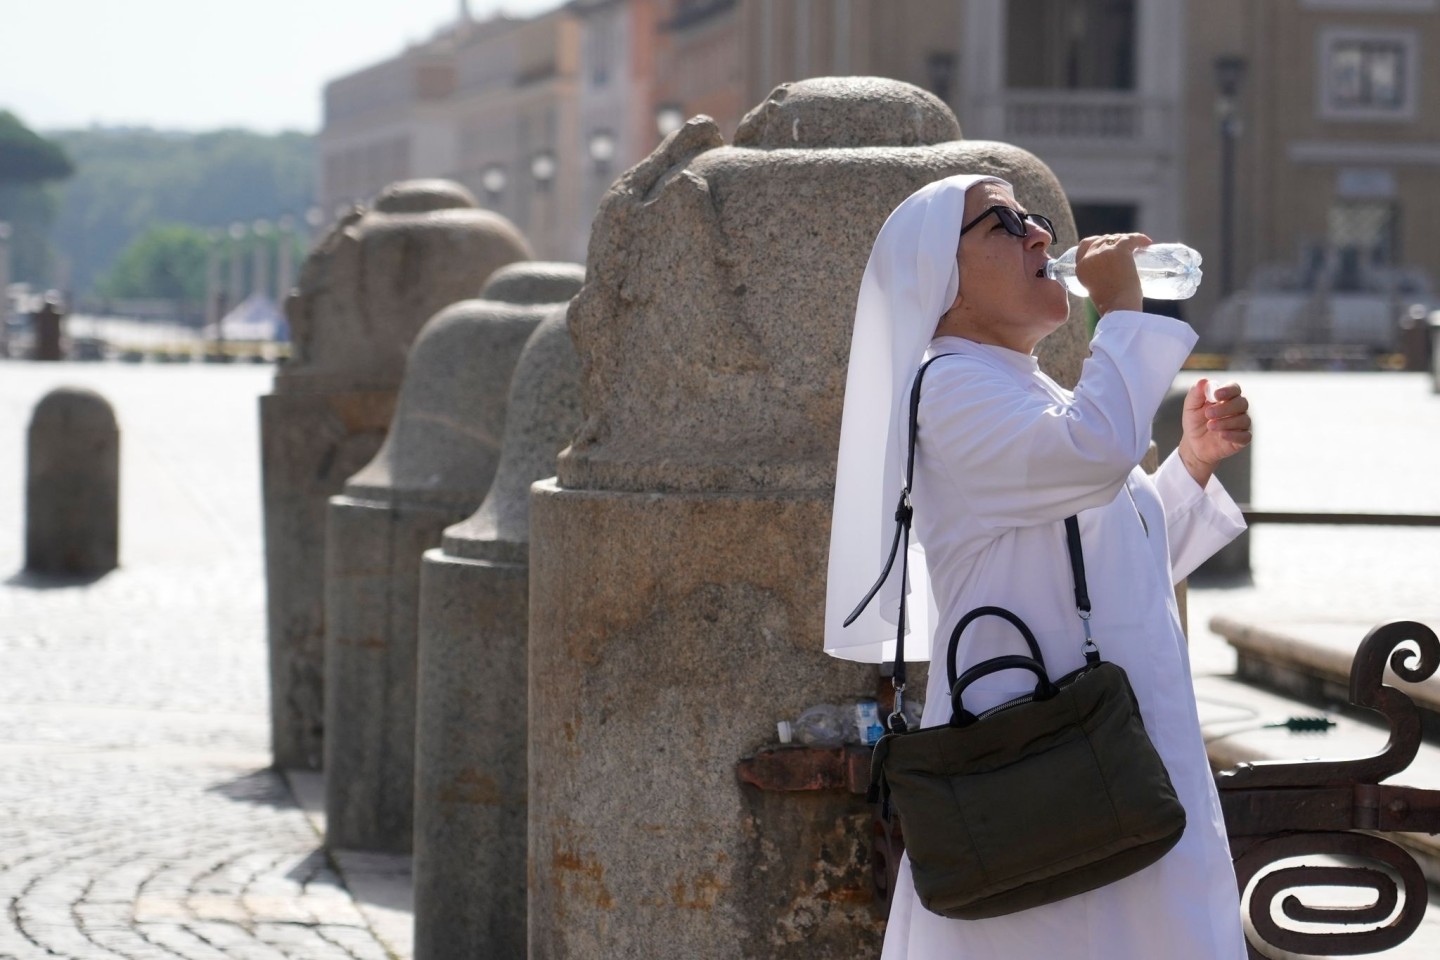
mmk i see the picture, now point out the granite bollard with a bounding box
[261,179,531,771]
[324,262,583,853]
[31,296,64,361]
[412,305,582,960]
[25,387,119,576]
[527,77,1090,959]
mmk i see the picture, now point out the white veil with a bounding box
[824,174,1009,663]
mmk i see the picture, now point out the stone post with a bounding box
[32,295,64,361]
[26,388,119,576]
[261,180,532,771]
[411,303,582,960]
[323,262,583,853]
[527,77,1090,960]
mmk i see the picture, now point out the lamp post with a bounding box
[222,221,246,357]
[1214,55,1247,299]
[530,151,557,192]
[481,164,507,208]
[276,215,296,306]
[588,130,616,179]
[655,104,685,142]
[205,228,222,334]
[304,205,326,249]
[530,151,557,257]
[588,130,616,213]
[252,218,272,302]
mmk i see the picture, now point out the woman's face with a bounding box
[944,183,1070,352]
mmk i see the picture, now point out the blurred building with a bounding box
[317,0,1439,340]
[317,30,463,214]
[450,11,585,261]
[318,8,585,261]
[1185,0,1440,340]
[654,1,747,141]
[742,0,1185,256]
[573,0,663,229]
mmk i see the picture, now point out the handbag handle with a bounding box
[944,605,1046,688]
[950,656,1058,727]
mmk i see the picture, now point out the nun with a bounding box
[825,174,1252,959]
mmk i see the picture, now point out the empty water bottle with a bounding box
[1044,242,1203,300]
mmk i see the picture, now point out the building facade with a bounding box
[574,0,663,229]
[1184,0,1440,333]
[317,34,463,214]
[317,0,1438,337]
[450,11,585,261]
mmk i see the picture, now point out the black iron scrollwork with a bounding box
[1217,620,1440,958]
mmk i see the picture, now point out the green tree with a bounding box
[96,223,209,301]
[50,127,313,296]
[0,110,73,183]
[0,110,75,285]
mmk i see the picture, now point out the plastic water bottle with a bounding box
[1044,242,1203,300]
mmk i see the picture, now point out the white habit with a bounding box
[880,311,1248,960]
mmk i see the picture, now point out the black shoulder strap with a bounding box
[844,354,1095,733]
[842,354,955,732]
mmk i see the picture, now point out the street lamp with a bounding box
[530,151,557,192]
[481,164,507,206]
[655,104,685,140]
[1214,55,1247,298]
[252,219,272,302]
[588,130,616,177]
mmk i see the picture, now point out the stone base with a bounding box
[323,493,469,853]
[412,548,528,960]
[527,481,882,960]
[261,389,395,770]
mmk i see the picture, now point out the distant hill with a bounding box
[48,127,314,296]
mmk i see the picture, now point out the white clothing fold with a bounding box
[825,174,1008,664]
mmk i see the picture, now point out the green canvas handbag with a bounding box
[846,355,1186,921]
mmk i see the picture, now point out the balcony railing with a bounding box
[979,91,1174,153]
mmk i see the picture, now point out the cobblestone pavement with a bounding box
[0,362,396,960]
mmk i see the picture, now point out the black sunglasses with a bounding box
[959,205,1056,245]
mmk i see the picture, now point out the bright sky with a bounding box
[1,0,563,134]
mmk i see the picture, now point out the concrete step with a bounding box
[1198,672,1440,958]
[1211,615,1440,741]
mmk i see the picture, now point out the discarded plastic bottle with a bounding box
[1044,242,1204,300]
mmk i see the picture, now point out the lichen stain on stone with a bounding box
[816,883,873,904]
[671,872,726,910]
[552,840,615,911]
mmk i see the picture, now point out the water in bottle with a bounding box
[1043,242,1203,300]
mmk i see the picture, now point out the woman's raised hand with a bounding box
[1074,233,1153,317]
[1178,379,1252,488]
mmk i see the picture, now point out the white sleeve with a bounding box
[919,311,1199,528]
[1152,448,1248,583]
